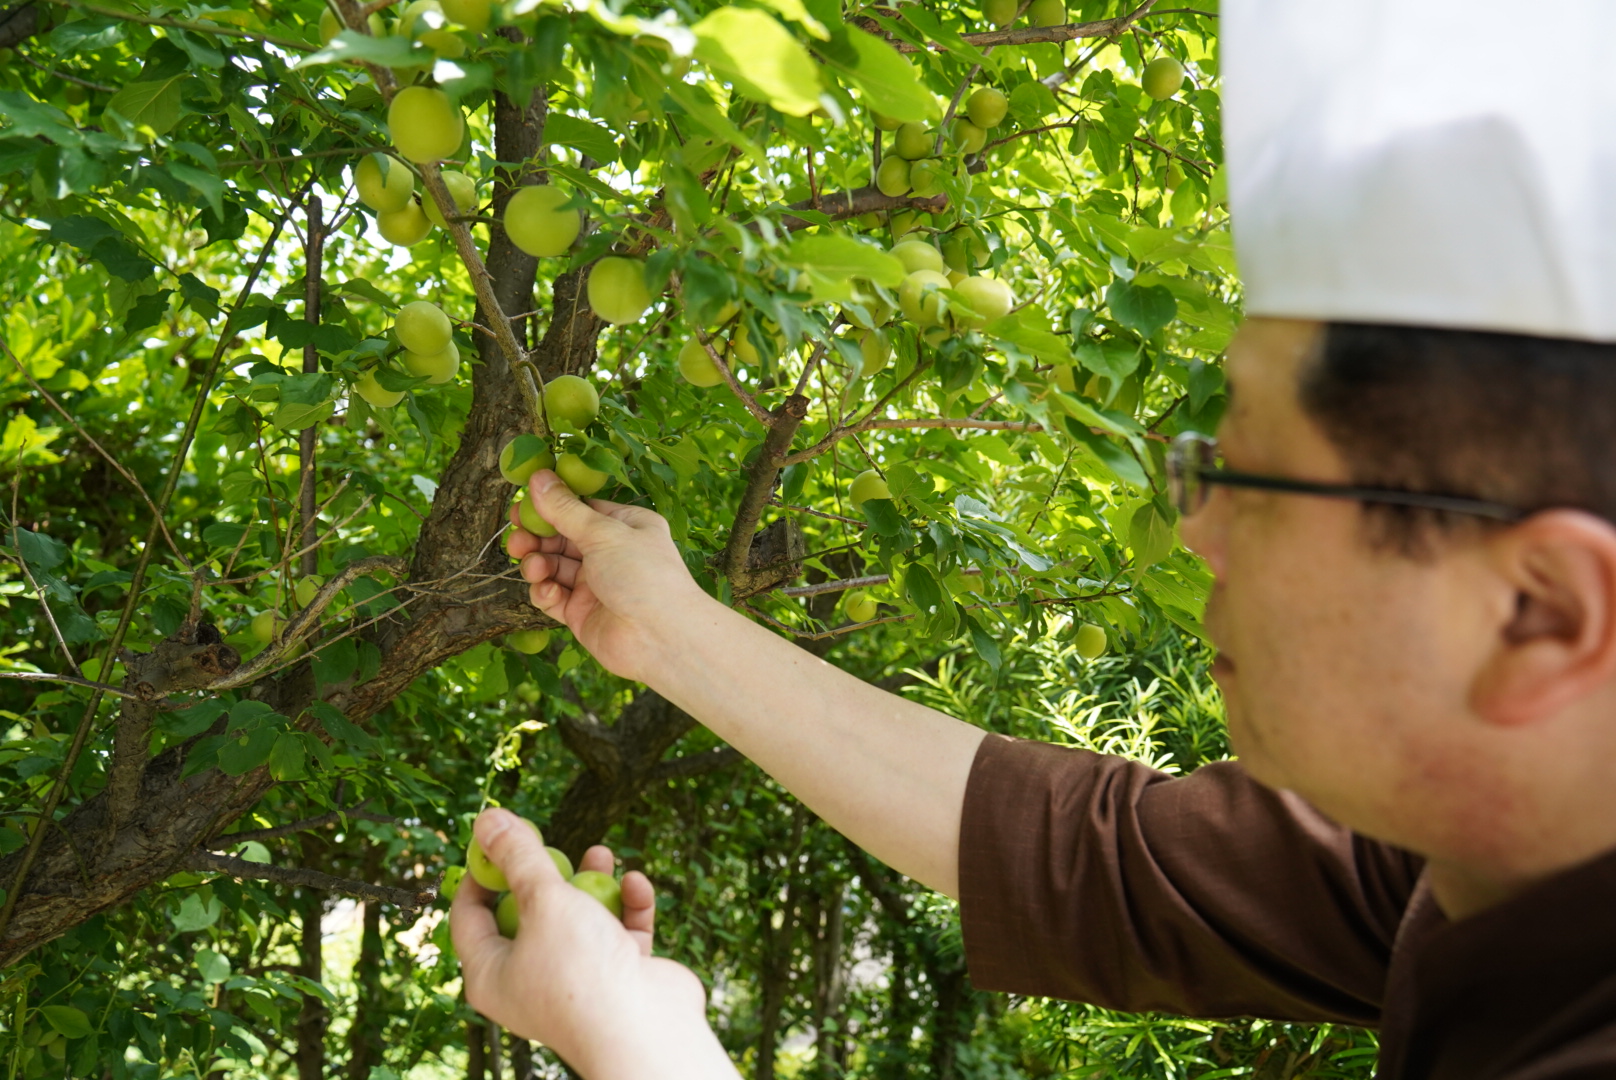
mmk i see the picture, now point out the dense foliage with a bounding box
[0,0,1376,1074]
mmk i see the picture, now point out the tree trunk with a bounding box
[466,1020,487,1080]
[344,891,386,1079]
[811,880,847,1079]
[294,891,327,1080]
[509,1032,534,1080]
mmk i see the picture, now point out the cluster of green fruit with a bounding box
[875,85,1008,199]
[500,373,612,537]
[249,574,325,646]
[441,817,625,937]
[982,0,1067,28]
[352,299,462,408]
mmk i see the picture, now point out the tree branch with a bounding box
[863,0,1161,53]
[210,804,397,846]
[781,418,1041,468]
[0,2,39,50]
[782,185,948,231]
[646,747,744,783]
[188,851,434,910]
[722,395,811,591]
[37,0,312,50]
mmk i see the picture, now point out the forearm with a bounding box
[644,590,986,898]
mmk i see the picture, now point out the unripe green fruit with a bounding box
[388,86,465,164]
[1051,364,1077,392]
[466,817,543,891]
[678,337,724,387]
[844,590,878,622]
[909,158,946,198]
[1142,55,1186,100]
[504,185,580,257]
[440,864,466,902]
[893,122,933,161]
[891,239,945,275]
[355,369,405,408]
[1027,0,1064,26]
[729,324,772,368]
[547,845,574,879]
[500,434,555,485]
[495,891,521,937]
[875,156,911,198]
[983,0,1018,26]
[320,8,386,42]
[947,268,967,287]
[399,0,444,37]
[569,870,623,917]
[841,291,894,330]
[953,276,1015,328]
[855,328,891,376]
[507,628,552,654]
[441,0,490,30]
[556,453,609,497]
[889,209,927,237]
[899,269,952,327]
[402,340,460,383]
[850,468,890,505]
[356,152,415,213]
[395,300,452,355]
[515,493,558,537]
[1074,621,1107,659]
[377,201,432,246]
[294,575,323,608]
[543,374,600,431]
[587,257,651,325]
[873,112,903,132]
[250,610,281,644]
[951,118,986,155]
[966,87,1009,129]
[423,169,477,227]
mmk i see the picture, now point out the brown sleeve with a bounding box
[957,734,1423,1025]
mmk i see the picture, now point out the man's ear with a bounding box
[1469,510,1616,727]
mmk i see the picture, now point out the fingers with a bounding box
[477,809,562,899]
[578,845,615,875]
[520,552,580,590]
[529,472,616,548]
[449,868,510,998]
[621,869,656,937]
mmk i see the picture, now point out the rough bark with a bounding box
[345,850,387,1080]
[0,2,40,49]
[294,889,327,1080]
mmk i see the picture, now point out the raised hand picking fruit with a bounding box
[500,434,556,485]
[466,817,543,891]
[569,869,623,918]
[555,452,609,497]
[586,257,651,324]
[355,152,414,213]
[504,185,581,257]
[515,492,558,537]
[388,86,465,164]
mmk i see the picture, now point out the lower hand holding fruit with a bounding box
[450,809,734,1079]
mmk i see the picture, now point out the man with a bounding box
[451,2,1616,1077]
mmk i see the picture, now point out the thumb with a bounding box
[529,471,614,548]
[475,809,560,895]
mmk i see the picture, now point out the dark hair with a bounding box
[1299,322,1616,553]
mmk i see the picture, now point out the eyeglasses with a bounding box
[1165,432,1526,522]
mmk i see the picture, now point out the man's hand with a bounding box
[507,471,711,685]
[450,808,738,1079]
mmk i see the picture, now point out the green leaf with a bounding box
[298,30,424,69]
[1129,499,1176,572]
[267,732,307,781]
[817,28,939,124]
[39,1005,92,1040]
[167,162,225,220]
[694,7,822,117]
[14,526,67,571]
[1076,337,1142,381]
[271,399,335,431]
[307,701,376,751]
[177,272,221,318]
[783,234,906,287]
[544,114,618,164]
[904,561,944,615]
[218,725,277,776]
[987,314,1071,366]
[157,699,228,739]
[1066,421,1148,489]
[861,497,904,537]
[105,77,186,136]
[195,948,232,985]
[171,892,222,931]
[965,612,1002,671]
[1106,278,1177,339]
[312,637,358,688]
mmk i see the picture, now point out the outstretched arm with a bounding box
[507,471,987,899]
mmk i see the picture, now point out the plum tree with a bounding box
[891,239,945,275]
[875,156,911,198]
[569,870,623,917]
[353,369,405,408]
[402,340,460,383]
[556,452,609,497]
[899,269,952,327]
[506,628,551,654]
[503,185,581,257]
[388,86,465,164]
[355,153,414,213]
[844,591,878,622]
[466,818,543,891]
[849,469,891,506]
[543,374,600,431]
[1074,622,1108,659]
[499,434,555,485]
[1142,56,1187,100]
[966,87,1008,129]
[376,200,432,246]
[586,257,651,324]
[1028,0,1064,26]
[893,122,934,161]
[394,300,452,355]
[678,336,725,387]
[953,276,1015,328]
[422,169,477,227]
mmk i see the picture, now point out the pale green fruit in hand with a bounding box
[506,628,552,654]
[395,300,452,355]
[1074,621,1107,659]
[587,257,651,324]
[402,340,460,384]
[388,86,465,164]
[496,891,521,937]
[855,328,892,376]
[678,336,724,387]
[983,0,1018,26]
[440,864,466,902]
[377,201,432,246]
[1142,55,1186,100]
[875,156,911,198]
[548,845,574,879]
[504,185,580,257]
[556,452,609,497]
[543,374,600,431]
[953,276,1015,328]
[569,870,623,918]
[515,493,558,537]
[909,158,946,198]
[850,468,891,506]
[500,434,555,485]
[893,122,933,161]
[966,87,1009,129]
[1028,0,1064,25]
[951,118,986,155]
[423,169,477,227]
[250,610,281,644]
[441,0,490,30]
[354,369,405,408]
[891,239,945,275]
[356,153,414,213]
[899,269,952,327]
[467,818,543,892]
[294,575,323,608]
[844,590,878,622]
[873,112,903,132]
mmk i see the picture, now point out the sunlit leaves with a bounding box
[693,7,822,116]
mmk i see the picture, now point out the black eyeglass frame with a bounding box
[1166,432,1526,523]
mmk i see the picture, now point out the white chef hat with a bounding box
[1222,1,1616,342]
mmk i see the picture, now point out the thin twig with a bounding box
[210,803,397,846]
[187,851,435,910]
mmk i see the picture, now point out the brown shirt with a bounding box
[958,735,1616,1079]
